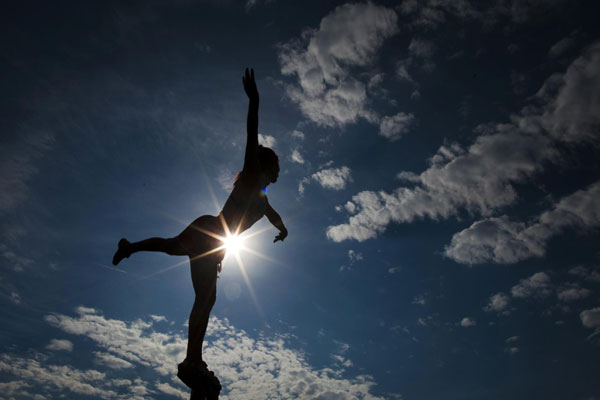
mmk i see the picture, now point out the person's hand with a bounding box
[274,227,288,243]
[242,68,259,101]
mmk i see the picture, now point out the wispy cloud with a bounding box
[327,42,600,244]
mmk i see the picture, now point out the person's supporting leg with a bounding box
[186,257,218,362]
[112,237,186,265]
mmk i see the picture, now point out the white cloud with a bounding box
[258,133,277,148]
[379,112,415,141]
[580,307,600,328]
[505,336,519,343]
[557,285,591,302]
[328,42,600,244]
[444,180,600,264]
[460,317,476,327]
[291,130,305,140]
[312,166,352,190]
[412,295,426,305]
[0,381,32,398]
[0,354,120,399]
[399,0,566,28]
[36,306,386,399]
[483,292,510,312]
[510,272,553,299]
[155,381,187,399]
[505,347,519,356]
[569,266,600,283]
[278,3,411,140]
[94,352,134,369]
[10,290,22,305]
[44,308,186,376]
[398,0,480,28]
[408,38,436,59]
[297,177,309,194]
[290,149,305,164]
[396,62,414,84]
[549,30,579,58]
[580,307,600,339]
[348,249,363,265]
[46,339,73,352]
[150,315,167,323]
[388,267,401,274]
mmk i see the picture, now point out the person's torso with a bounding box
[220,173,268,234]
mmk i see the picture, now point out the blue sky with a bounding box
[1,0,600,399]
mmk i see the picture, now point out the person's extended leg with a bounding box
[112,237,186,265]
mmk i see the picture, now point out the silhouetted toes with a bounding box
[112,238,131,266]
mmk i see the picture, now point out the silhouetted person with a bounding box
[112,68,287,397]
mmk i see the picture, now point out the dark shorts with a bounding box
[176,215,226,264]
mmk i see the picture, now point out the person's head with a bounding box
[258,145,279,184]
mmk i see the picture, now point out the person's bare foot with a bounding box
[112,238,131,266]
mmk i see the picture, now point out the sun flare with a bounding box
[223,233,245,256]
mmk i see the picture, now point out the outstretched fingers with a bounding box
[243,67,258,99]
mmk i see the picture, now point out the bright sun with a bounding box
[223,234,245,256]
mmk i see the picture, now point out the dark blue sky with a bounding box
[1,1,600,399]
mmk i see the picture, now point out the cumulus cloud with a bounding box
[44,308,186,376]
[444,180,600,264]
[569,266,600,283]
[0,354,122,399]
[312,166,352,190]
[290,149,305,164]
[258,133,277,148]
[580,307,600,328]
[150,314,167,322]
[327,42,600,244]
[557,285,591,302]
[155,381,187,399]
[483,292,510,313]
[510,272,553,299]
[460,317,476,327]
[45,339,73,352]
[580,307,600,339]
[33,307,387,399]
[278,3,413,140]
[379,112,416,141]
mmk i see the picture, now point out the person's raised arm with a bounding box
[265,200,288,243]
[242,68,259,173]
